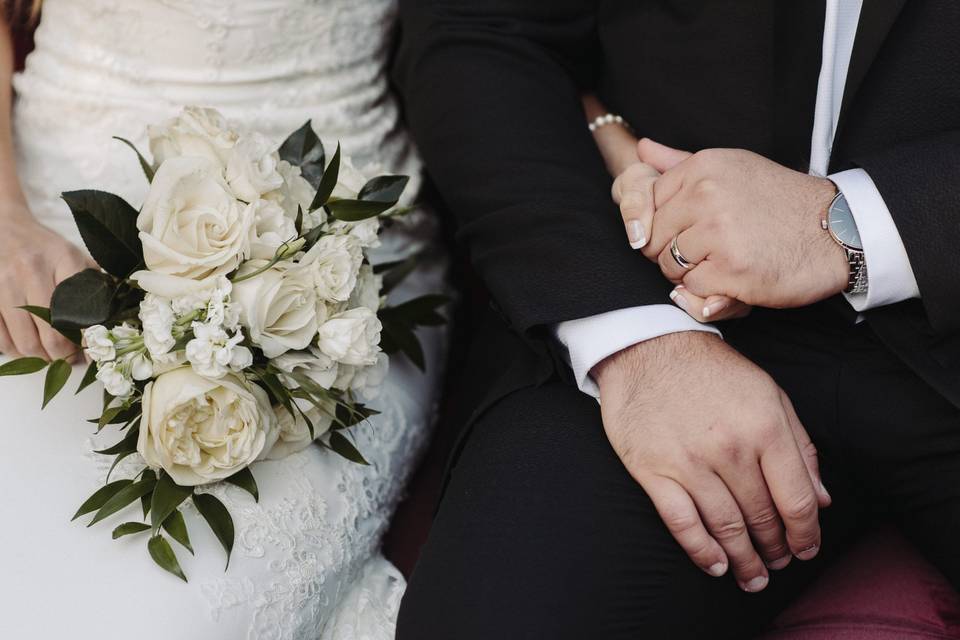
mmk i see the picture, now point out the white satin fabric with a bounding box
[1,1,446,638]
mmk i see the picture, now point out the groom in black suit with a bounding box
[393,1,960,637]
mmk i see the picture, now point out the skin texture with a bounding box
[0,17,93,361]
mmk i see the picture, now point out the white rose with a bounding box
[135,156,256,288]
[298,234,363,303]
[265,160,319,224]
[250,199,297,260]
[348,264,383,311]
[344,352,389,400]
[148,106,237,168]
[316,307,382,366]
[264,399,334,460]
[83,325,115,363]
[226,133,284,202]
[137,368,277,486]
[272,347,339,391]
[232,262,324,359]
[139,294,176,357]
[330,154,368,200]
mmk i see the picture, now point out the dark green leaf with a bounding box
[278,121,325,188]
[50,269,117,331]
[61,190,143,277]
[150,472,193,535]
[148,535,188,582]
[328,432,369,465]
[309,143,340,210]
[0,357,48,377]
[379,321,425,370]
[94,419,141,455]
[112,136,155,182]
[193,493,234,569]
[71,479,132,520]
[18,305,50,324]
[161,509,194,554]
[376,256,418,295]
[76,360,98,394]
[325,198,392,222]
[294,205,304,234]
[140,469,156,518]
[42,359,72,408]
[224,467,259,503]
[358,175,409,205]
[112,521,150,539]
[88,476,157,526]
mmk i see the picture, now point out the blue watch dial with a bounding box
[827,192,863,251]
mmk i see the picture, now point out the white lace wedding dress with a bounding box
[0,1,446,638]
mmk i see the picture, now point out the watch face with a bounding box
[828,193,863,250]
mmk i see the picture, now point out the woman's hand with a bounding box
[0,200,95,360]
[584,95,747,321]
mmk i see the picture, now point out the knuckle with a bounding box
[784,492,819,523]
[710,517,748,542]
[662,507,701,536]
[745,507,781,531]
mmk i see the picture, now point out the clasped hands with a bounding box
[611,139,849,320]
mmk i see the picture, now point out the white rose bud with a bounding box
[83,325,115,363]
[148,106,237,168]
[298,234,363,303]
[226,133,284,202]
[134,156,256,294]
[137,368,278,486]
[316,307,382,366]
[232,262,324,359]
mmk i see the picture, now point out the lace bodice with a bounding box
[4,2,444,639]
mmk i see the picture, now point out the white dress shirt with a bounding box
[557,0,921,398]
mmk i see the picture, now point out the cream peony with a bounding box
[137,368,277,486]
[136,156,256,291]
[148,106,237,168]
[231,262,324,359]
[316,307,382,366]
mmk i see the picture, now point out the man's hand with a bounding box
[638,140,849,310]
[594,332,831,592]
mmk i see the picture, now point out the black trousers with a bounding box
[397,306,960,639]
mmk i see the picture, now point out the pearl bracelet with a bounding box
[587,113,634,133]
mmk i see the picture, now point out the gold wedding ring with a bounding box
[670,235,697,270]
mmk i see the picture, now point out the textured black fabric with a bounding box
[397,309,960,639]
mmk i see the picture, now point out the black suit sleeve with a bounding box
[854,130,960,334]
[393,0,672,333]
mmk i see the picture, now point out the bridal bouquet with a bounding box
[0,108,445,581]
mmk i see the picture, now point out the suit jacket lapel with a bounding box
[836,0,908,135]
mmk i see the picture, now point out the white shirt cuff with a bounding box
[829,168,920,312]
[554,305,721,398]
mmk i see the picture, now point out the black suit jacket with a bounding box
[394,0,960,413]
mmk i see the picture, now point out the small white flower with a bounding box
[96,361,134,398]
[226,133,284,202]
[125,352,154,381]
[83,325,115,363]
[316,307,382,366]
[140,294,176,357]
[185,322,251,378]
[298,234,364,303]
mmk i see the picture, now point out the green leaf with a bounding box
[309,143,340,210]
[325,198,392,222]
[148,535,188,582]
[294,204,304,234]
[76,361,98,394]
[94,419,141,455]
[50,269,117,332]
[358,175,409,206]
[0,357,48,377]
[18,305,51,324]
[278,121,325,188]
[105,451,135,483]
[375,256,418,296]
[88,476,157,526]
[72,479,132,520]
[61,190,143,278]
[112,521,150,539]
[140,469,156,518]
[42,359,72,408]
[150,472,193,535]
[224,467,259,503]
[161,509,194,555]
[193,493,234,569]
[112,136,155,182]
[379,321,425,370]
[328,432,369,465]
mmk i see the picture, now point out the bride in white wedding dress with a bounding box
[0,1,446,638]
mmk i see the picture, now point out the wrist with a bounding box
[592,331,722,390]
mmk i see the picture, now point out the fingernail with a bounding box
[766,555,792,571]
[703,300,727,319]
[669,287,689,311]
[707,562,728,577]
[627,220,647,249]
[741,576,769,593]
[796,545,819,561]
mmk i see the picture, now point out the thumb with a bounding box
[637,138,692,173]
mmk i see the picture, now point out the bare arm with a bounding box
[0,14,93,360]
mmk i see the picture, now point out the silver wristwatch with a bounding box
[821,190,868,294]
